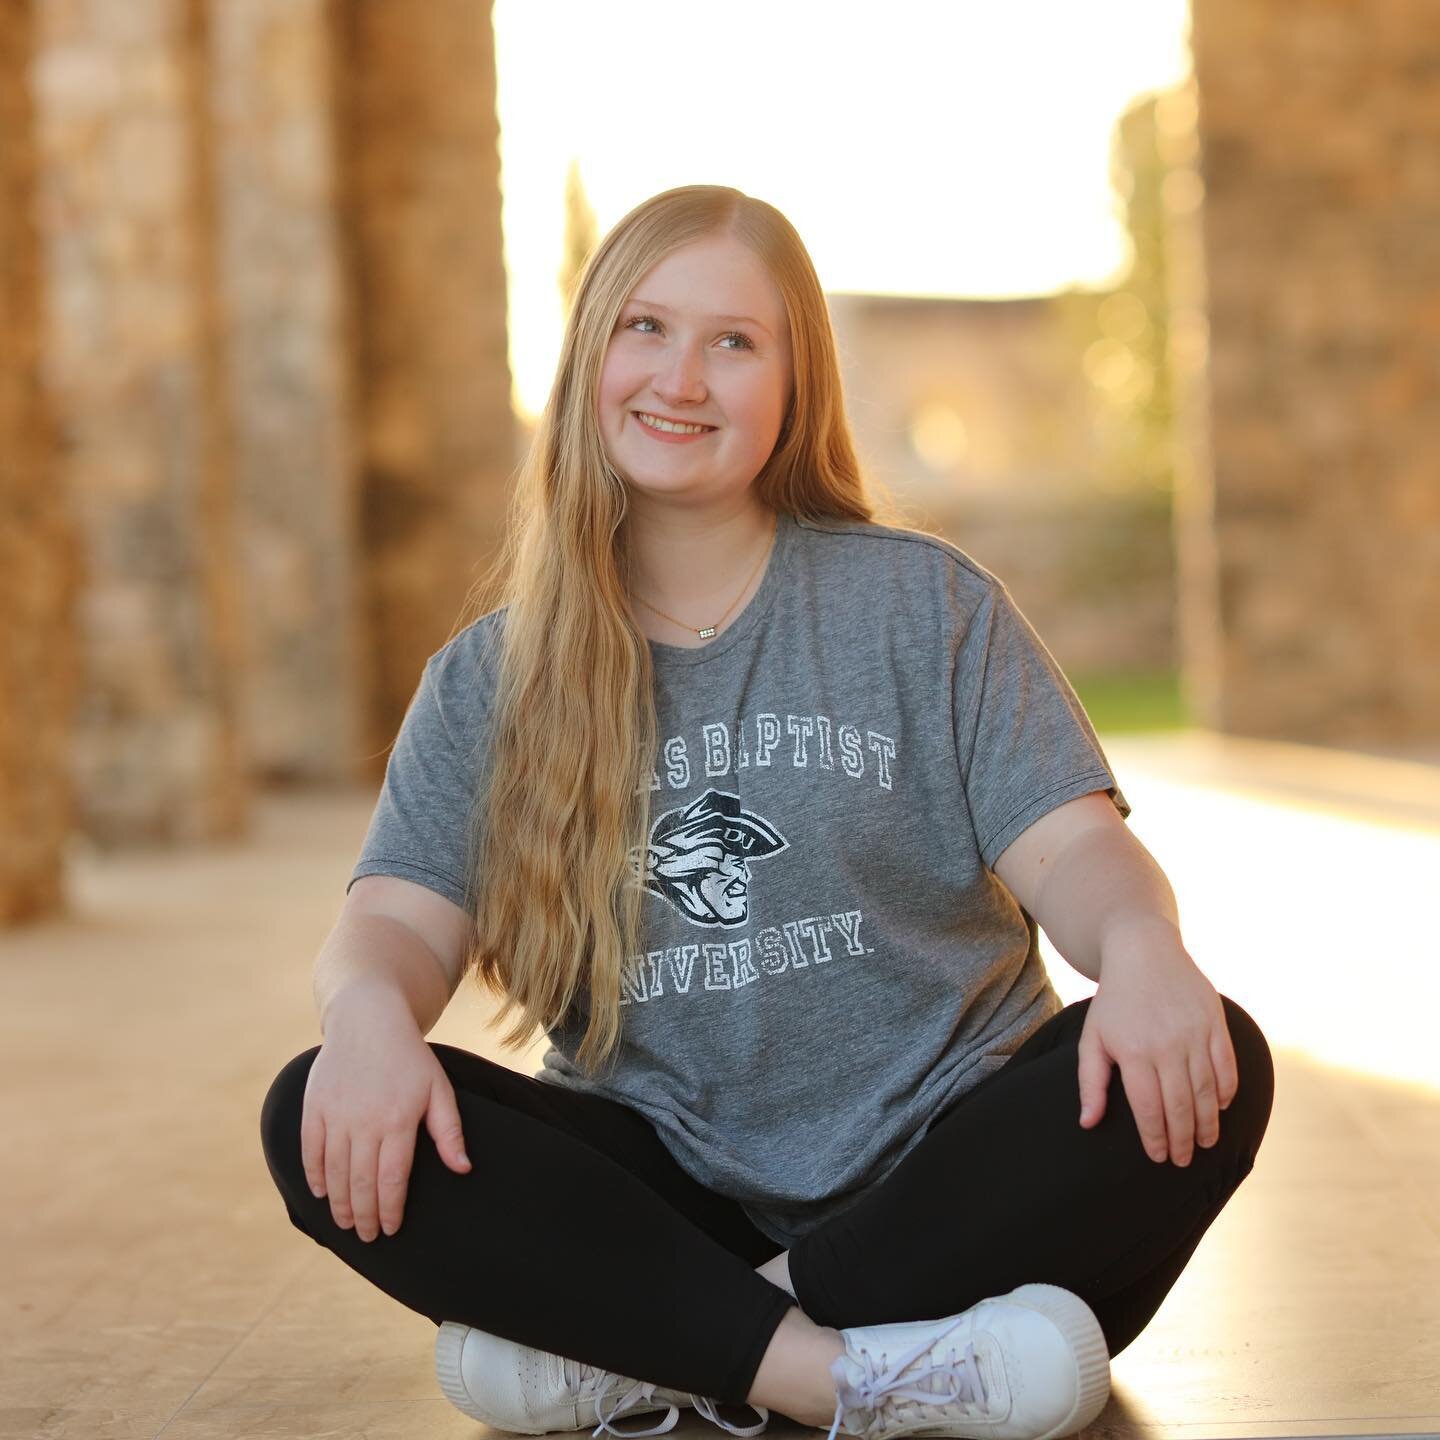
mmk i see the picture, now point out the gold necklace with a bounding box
[630,512,778,641]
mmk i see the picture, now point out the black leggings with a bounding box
[259,993,1273,1407]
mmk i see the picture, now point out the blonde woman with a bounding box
[260,185,1273,1440]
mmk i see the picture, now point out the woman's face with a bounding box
[597,234,793,511]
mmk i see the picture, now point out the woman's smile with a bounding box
[631,409,719,444]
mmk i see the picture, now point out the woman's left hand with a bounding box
[1076,919,1240,1166]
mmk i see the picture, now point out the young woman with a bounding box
[260,185,1274,1440]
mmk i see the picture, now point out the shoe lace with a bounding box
[561,1357,680,1438]
[561,1356,771,1438]
[826,1319,992,1440]
[690,1394,771,1436]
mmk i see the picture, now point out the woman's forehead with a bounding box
[629,241,782,319]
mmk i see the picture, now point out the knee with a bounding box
[1216,994,1275,1155]
[259,1045,323,1195]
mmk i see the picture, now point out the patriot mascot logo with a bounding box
[629,788,789,928]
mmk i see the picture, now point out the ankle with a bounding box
[746,1307,846,1428]
[802,1327,847,1427]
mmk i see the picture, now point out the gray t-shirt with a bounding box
[348,510,1132,1247]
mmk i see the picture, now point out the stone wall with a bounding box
[34,0,248,845]
[0,0,81,920]
[1180,0,1440,751]
[21,0,514,852]
[209,0,365,784]
[329,0,515,764]
[2,0,514,923]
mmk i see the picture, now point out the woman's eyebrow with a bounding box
[626,297,772,338]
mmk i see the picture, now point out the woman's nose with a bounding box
[652,348,707,402]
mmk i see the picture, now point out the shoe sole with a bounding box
[436,1321,522,1429]
[1004,1284,1111,1440]
[434,1321,683,1435]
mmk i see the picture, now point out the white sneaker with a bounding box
[824,1284,1110,1440]
[435,1320,771,1437]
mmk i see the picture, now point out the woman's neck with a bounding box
[624,500,778,642]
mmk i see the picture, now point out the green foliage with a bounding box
[1070,667,1188,734]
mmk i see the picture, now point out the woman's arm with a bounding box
[993,791,1237,1167]
[312,913,450,1039]
[992,790,1176,984]
[313,877,469,1039]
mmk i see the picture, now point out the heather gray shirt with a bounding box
[348,511,1132,1247]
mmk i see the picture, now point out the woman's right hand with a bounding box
[300,1004,472,1241]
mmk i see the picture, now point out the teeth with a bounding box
[637,411,713,435]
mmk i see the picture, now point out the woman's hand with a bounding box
[1076,918,1239,1167]
[301,1001,472,1241]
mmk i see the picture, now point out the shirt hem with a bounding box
[347,859,472,913]
[978,770,1124,870]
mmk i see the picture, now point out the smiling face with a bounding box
[597,233,793,511]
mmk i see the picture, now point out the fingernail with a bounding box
[458,1152,470,1167]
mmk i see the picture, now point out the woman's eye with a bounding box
[622,315,754,352]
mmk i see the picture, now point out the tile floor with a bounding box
[2,728,1437,1439]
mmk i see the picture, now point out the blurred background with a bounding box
[6,0,1439,1065]
[2,0,1440,1071]
[2,2,1439,1434]
[2,0,1440,1048]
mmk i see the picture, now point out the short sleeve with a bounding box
[346,655,483,915]
[953,582,1132,871]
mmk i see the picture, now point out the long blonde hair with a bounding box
[453,184,917,1078]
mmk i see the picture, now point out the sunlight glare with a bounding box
[491,0,1192,419]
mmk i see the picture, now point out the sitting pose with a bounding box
[261,183,1274,1440]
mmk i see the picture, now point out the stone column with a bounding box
[0,0,82,921]
[1181,1,1440,751]
[208,0,365,783]
[34,0,247,842]
[329,0,515,759]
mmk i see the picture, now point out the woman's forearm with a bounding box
[1031,825,1182,985]
[312,911,456,1040]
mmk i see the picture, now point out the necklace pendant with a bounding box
[698,626,717,639]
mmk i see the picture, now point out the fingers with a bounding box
[1075,1035,1112,1128]
[1155,1059,1196,1165]
[1125,1048,1225,1168]
[347,1132,382,1242]
[315,1128,381,1241]
[310,1126,416,1242]
[1121,1064,1169,1164]
[323,1128,352,1228]
[1213,1018,1240,1111]
[1190,1047,1222,1154]
[426,1077,472,1174]
[301,1103,327,1199]
[376,1132,416,1237]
